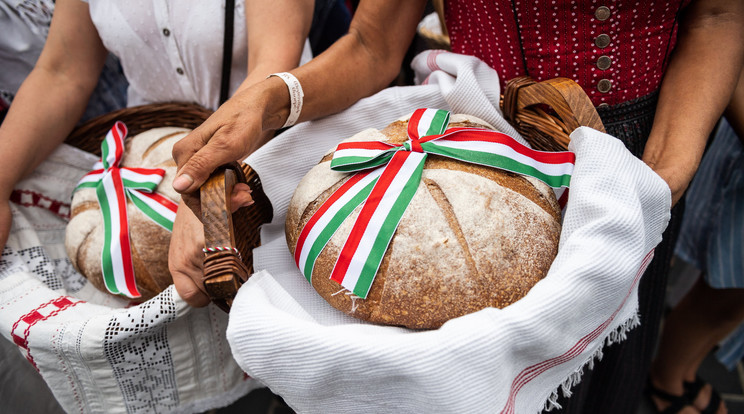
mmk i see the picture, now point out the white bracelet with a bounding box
[268,72,304,128]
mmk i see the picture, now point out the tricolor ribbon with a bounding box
[75,121,179,298]
[295,108,576,299]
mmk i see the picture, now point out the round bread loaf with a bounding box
[65,127,186,301]
[286,114,562,329]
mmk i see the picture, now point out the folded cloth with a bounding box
[0,144,259,413]
[228,50,672,413]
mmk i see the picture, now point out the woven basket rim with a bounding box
[65,102,214,156]
[418,26,450,42]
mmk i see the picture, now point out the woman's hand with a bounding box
[169,183,254,307]
[171,84,281,195]
[169,199,209,307]
[643,156,698,206]
[172,0,315,195]
[171,1,428,196]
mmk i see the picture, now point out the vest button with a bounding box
[595,34,611,49]
[598,79,612,93]
[595,6,611,21]
[597,55,612,70]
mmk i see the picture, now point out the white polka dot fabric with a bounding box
[84,0,247,110]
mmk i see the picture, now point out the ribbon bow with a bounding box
[295,108,576,299]
[75,122,178,298]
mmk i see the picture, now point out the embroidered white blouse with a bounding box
[84,0,310,110]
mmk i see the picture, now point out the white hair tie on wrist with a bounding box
[268,72,304,128]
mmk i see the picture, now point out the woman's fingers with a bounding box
[172,93,265,195]
[169,200,210,307]
[172,125,248,194]
[172,267,210,307]
[0,200,12,253]
[168,182,253,307]
[231,183,254,212]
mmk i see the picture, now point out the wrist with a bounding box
[257,75,294,131]
[266,72,304,128]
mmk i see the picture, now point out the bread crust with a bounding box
[286,116,562,329]
[65,127,186,300]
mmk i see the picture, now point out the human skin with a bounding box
[0,0,107,254]
[170,1,428,306]
[168,0,744,307]
[167,0,314,306]
[649,65,744,414]
[642,0,744,206]
[0,0,313,305]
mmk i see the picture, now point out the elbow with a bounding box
[348,26,408,92]
[681,1,744,31]
[677,0,744,66]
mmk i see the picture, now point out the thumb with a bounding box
[172,133,244,194]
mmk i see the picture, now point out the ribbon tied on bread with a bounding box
[295,108,576,299]
[74,122,178,298]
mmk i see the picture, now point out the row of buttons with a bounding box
[162,27,186,76]
[595,6,611,106]
[161,10,613,97]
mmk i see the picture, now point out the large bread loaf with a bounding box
[286,114,562,329]
[65,127,186,300]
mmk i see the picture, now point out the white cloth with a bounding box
[0,144,259,413]
[84,0,312,110]
[227,50,672,413]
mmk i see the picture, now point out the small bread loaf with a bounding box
[65,127,186,300]
[286,114,562,329]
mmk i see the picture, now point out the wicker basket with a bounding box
[199,76,605,311]
[417,13,450,51]
[67,77,604,312]
[417,0,451,51]
[65,102,273,310]
[67,103,213,155]
[501,76,605,150]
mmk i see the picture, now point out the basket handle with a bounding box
[502,76,605,150]
[200,165,250,312]
[432,0,448,38]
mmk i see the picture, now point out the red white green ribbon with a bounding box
[295,108,576,299]
[74,122,178,298]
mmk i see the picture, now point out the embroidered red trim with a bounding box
[10,189,71,220]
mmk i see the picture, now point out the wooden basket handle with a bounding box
[200,164,250,312]
[199,160,272,312]
[502,76,605,150]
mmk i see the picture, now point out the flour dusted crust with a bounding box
[65,127,187,300]
[286,116,562,329]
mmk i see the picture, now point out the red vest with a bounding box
[445,0,690,106]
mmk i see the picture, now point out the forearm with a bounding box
[643,0,744,204]
[256,0,427,131]
[238,0,314,93]
[0,68,99,194]
[171,0,427,193]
